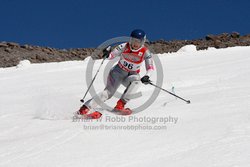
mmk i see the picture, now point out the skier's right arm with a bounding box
[106,43,126,60]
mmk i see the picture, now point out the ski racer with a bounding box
[77,29,154,119]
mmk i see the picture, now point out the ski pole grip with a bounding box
[102,46,111,59]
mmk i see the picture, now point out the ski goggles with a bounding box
[129,37,145,47]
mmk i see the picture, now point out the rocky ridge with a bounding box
[1,32,250,68]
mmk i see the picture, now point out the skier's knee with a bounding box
[105,88,115,99]
[121,80,141,102]
[123,75,140,87]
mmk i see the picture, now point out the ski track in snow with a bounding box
[0,46,250,166]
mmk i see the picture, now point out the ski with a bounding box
[74,106,133,120]
[112,108,132,115]
[74,111,102,119]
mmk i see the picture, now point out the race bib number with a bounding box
[119,59,140,71]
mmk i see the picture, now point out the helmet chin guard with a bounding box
[129,37,145,52]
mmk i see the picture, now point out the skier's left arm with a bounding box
[141,50,154,84]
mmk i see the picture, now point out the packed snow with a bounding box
[16,60,31,68]
[0,45,250,167]
[177,44,197,53]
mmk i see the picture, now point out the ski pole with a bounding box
[80,46,111,103]
[148,81,191,104]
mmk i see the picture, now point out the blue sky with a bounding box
[0,0,250,48]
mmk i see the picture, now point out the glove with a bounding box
[141,75,150,84]
[102,46,111,58]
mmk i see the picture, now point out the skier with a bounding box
[77,29,154,119]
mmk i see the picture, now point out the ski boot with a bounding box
[114,99,132,115]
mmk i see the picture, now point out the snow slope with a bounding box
[0,46,250,167]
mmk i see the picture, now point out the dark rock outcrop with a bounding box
[1,32,250,68]
[148,32,250,53]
